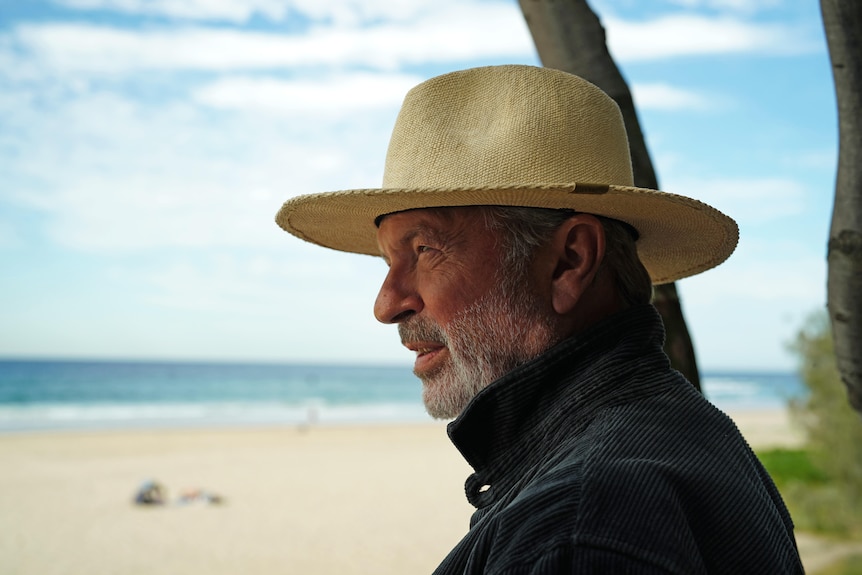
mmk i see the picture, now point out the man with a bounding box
[276,65,803,573]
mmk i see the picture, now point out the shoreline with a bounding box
[0,400,800,437]
[0,408,805,574]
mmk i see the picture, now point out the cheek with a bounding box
[417,229,505,322]
[423,283,471,322]
[424,270,498,322]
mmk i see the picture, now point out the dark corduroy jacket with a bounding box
[434,304,803,574]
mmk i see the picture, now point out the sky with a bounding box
[0,0,837,371]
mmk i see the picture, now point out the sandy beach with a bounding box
[0,408,816,574]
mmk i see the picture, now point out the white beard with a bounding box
[399,269,558,420]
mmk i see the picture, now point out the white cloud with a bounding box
[0,0,831,369]
[193,72,422,114]
[791,150,837,171]
[56,0,296,23]
[0,0,533,258]
[100,247,403,363]
[8,2,533,75]
[5,3,815,85]
[138,250,378,313]
[664,176,808,226]
[11,24,327,73]
[1,86,394,253]
[678,236,826,370]
[666,0,782,13]
[56,0,460,25]
[606,14,814,61]
[685,243,825,303]
[631,82,713,110]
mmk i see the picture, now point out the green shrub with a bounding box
[757,448,829,491]
[815,553,862,575]
[785,312,862,535]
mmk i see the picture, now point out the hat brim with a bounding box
[275,183,738,285]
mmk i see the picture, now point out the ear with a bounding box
[549,214,606,315]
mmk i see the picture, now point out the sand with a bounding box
[0,408,819,574]
[726,407,805,450]
[0,423,473,575]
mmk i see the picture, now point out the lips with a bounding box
[412,345,441,356]
[399,319,448,375]
[404,341,447,374]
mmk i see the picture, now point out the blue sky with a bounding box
[0,0,836,371]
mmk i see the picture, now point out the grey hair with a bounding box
[480,206,654,307]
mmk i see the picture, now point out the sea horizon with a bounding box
[0,358,806,434]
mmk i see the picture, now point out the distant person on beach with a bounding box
[133,479,166,505]
[276,65,803,573]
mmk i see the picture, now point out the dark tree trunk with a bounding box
[821,0,862,415]
[519,0,701,390]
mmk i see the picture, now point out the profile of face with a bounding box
[374,207,558,419]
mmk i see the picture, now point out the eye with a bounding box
[416,244,442,258]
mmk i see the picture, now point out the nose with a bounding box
[374,266,422,324]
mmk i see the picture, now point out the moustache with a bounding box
[398,317,448,346]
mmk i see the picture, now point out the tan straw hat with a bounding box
[276,64,738,284]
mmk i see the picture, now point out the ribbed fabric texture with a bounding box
[436,304,803,574]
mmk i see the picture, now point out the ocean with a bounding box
[0,359,806,433]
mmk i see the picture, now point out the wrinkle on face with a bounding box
[375,207,504,326]
[374,206,559,419]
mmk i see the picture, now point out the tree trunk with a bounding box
[519,0,701,390]
[821,0,862,415]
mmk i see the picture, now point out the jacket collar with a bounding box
[446,304,670,508]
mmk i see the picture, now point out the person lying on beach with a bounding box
[276,65,803,574]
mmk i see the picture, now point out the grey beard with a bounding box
[399,272,557,420]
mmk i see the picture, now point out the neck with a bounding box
[558,271,627,340]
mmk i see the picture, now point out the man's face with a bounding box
[375,207,557,419]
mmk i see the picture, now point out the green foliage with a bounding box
[815,554,862,575]
[784,312,862,535]
[757,448,829,491]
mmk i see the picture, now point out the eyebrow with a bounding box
[401,223,447,247]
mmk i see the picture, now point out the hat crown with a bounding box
[382,65,634,189]
[276,64,739,285]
